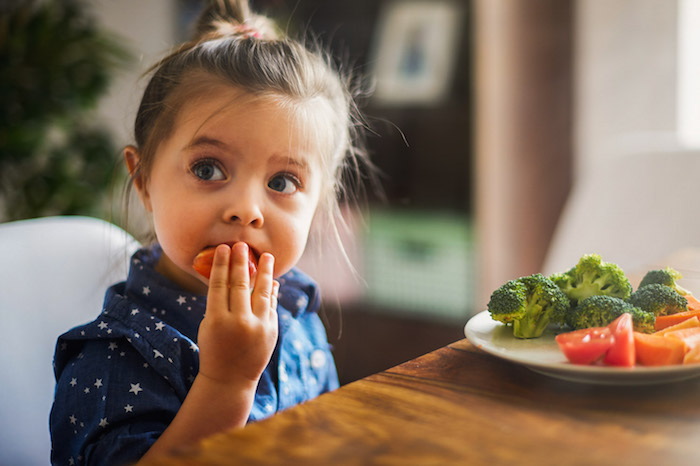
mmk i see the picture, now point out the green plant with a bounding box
[0,0,130,221]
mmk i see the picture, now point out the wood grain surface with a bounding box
[141,339,700,465]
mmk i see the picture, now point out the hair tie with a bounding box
[232,23,262,39]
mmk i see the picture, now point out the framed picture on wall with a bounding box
[369,0,465,106]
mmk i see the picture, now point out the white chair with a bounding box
[0,216,140,465]
[542,147,700,291]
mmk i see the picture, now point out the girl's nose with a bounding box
[223,189,264,228]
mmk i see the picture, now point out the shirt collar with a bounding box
[124,245,206,341]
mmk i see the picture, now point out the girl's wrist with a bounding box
[137,371,258,462]
[194,370,260,397]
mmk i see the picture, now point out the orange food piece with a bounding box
[663,327,700,352]
[193,247,216,278]
[653,316,700,336]
[192,245,257,279]
[633,332,685,366]
[654,309,700,331]
[684,294,700,312]
[683,345,700,364]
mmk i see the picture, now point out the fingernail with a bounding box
[262,253,275,270]
[216,244,230,257]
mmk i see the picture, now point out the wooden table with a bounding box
[143,338,700,465]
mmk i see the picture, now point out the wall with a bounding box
[575,0,679,175]
[474,0,694,305]
[88,0,177,146]
[540,0,700,277]
[86,0,177,235]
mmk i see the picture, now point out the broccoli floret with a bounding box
[550,253,632,305]
[639,267,691,296]
[568,295,655,333]
[628,283,688,316]
[487,273,571,339]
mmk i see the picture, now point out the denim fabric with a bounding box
[50,246,338,466]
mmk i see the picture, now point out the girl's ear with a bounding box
[123,145,153,212]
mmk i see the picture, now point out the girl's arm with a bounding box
[137,243,279,461]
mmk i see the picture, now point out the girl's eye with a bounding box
[191,159,225,181]
[268,174,300,194]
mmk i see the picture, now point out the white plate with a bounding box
[464,310,700,385]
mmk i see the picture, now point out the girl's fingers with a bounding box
[228,242,253,312]
[205,244,231,318]
[251,252,275,318]
[270,280,280,317]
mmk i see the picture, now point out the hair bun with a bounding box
[194,0,279,41]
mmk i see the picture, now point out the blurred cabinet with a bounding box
[285,0,473,213]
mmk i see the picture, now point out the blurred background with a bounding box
[3,0,700,386]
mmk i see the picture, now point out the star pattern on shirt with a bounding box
[129,383,143,395]
[51,246,338,464]
[296,295,309,309]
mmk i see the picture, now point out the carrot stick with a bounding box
[654,309,700,331]
[653,316,700,336]
[684,294,700,312]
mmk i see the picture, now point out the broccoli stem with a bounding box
[512,303,550,338]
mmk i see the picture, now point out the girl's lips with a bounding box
[192,243,258,279]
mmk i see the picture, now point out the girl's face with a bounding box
[126,86,323,295]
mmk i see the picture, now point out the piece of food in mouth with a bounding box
[193,245,257,279]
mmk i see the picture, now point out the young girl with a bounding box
[50,1,369,464]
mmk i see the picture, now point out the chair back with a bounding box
[0,216,139,465]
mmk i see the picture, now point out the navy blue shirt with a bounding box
[50,246,339,466]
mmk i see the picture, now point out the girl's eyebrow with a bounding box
[187,135,309,171]
[269,154,308,171]
[186,135,228,150]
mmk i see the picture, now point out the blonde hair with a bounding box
[127,0,371,263]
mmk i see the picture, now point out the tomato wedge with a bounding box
[603,313,635,367]
[192,245,257,279]
[555,327,614,365]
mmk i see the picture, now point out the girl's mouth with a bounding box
[192,243,258,279]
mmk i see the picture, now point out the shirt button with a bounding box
[310,349,327,370]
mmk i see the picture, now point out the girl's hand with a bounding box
[196,243,279,387]
[138,243,278,460]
